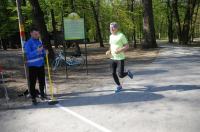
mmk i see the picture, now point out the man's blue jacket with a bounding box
[24,38,46,67]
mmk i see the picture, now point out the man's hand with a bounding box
[37,46,43,53]
[106,50,111,55]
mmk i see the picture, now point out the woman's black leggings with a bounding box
[111,60,128,86]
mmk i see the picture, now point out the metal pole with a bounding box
[62,0,68,79]
[16,0,29,90]
[82,5,88,75]
[84,13,88,75]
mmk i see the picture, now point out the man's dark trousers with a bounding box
[28,66,45,99]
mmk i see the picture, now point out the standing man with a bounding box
[24,27,47,105]
[106,22,133,93]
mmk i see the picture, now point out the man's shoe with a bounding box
[128,70,133,79]
[40,95,49,101]
[32,98,38,105]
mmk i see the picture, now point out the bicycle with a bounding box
[51,51,85,71]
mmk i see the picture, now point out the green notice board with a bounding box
[64,18,85,40]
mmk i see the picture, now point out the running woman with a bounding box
[106,22,133,93]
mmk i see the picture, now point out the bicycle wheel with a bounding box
[80,55,86,66]
[75,55,85,68]
[65,58,80,68]
[52,59,59,71]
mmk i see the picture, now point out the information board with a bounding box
[64,18,85,40]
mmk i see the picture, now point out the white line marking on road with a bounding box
[56,104,112,132]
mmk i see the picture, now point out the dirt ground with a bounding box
[0,43,159,109]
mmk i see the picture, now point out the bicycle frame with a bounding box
[52,51,85,71]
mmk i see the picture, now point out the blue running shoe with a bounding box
[115,86,123,93]
[128,70,133,79]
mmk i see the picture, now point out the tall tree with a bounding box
[172,0,197,44]
[0,0,18,50]
[90,0,104,47]
[182,0,197,44]
[70,0,75,12]
[172,0,182,43]
[0,0,9,50]
[130,0,137,48]
[166,0,174,43]
[29,0,54,58]
[50,9,58,48]
[190,0,200,41]
[142,0,157,48]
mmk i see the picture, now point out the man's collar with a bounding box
[31,37,39,40]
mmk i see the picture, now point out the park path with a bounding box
[0,45,200,132]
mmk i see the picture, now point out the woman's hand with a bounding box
[115,48,121,54]
[115,44,129,54]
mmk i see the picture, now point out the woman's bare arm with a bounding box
[115,44,129,54]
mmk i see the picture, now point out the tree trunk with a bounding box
[0,38,2,49]
[172,0,182,44]
[167,0,173,43]
[190,1,199,41]
[133,28,137,48]
[29,0,54,59]
[139,14,143,43]
[172,0,198,45]
[142,0,157,48]
[70,0,75,12]
[130,0,137,48]
[50,9,58,48]
[182,0,197,45]
[22,0,26,6]
[159,19,164,39]
[2,39,7,50]
[90,1,104,47]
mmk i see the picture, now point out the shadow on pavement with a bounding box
[57,91,164,107]
[133,69,168,76]
[144,85,200,92]
[3,85,200,110]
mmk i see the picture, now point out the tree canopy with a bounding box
[0,0,199,50]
